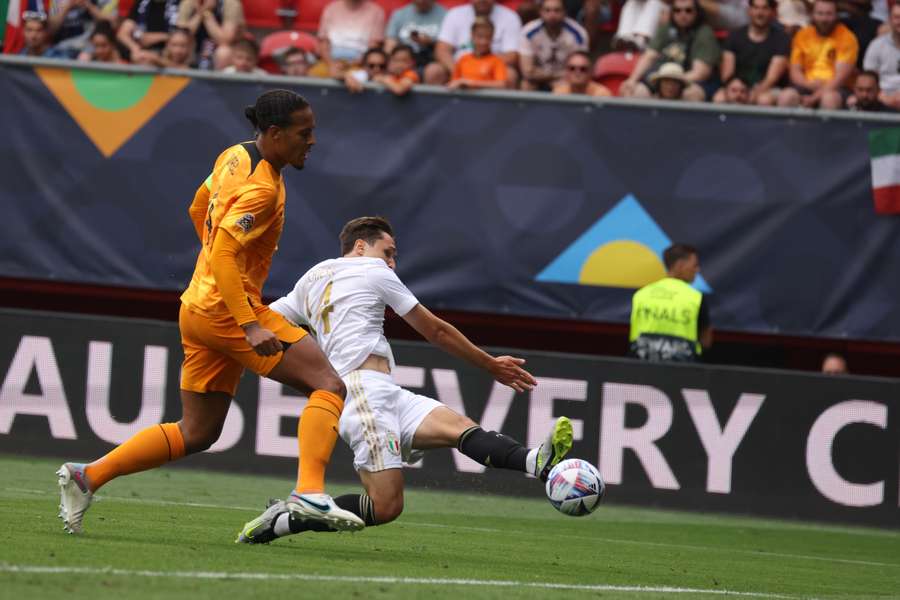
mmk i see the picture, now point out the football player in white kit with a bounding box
[237,216,574,542]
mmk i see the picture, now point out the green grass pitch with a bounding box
[0,454,897,599]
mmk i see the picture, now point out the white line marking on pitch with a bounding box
[0,564,807,599]
[408,523,899,569]
[7,487,897,569]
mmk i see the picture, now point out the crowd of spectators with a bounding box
[5,0,899,111]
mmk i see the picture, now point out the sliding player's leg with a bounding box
[413,406,574,481]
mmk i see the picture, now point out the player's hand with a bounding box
[243,323,283,356]
[489,356,537,393]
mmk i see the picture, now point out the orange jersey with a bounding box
[452,53,508,83]
[391,69,420,83]
[790,23,858,83]
[181,142,285,318]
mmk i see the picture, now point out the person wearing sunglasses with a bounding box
[619,0,721,101]
[343,47,389,93]
[552,50,611,96]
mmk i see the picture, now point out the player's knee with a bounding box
[374,495,404,524]
[179,420,222,454]
[323,375,346,400]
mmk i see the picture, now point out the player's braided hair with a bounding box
[244,90,309,133]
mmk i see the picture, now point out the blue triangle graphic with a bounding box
[536,195,712,292]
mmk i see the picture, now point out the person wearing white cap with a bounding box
[649,62,694,100]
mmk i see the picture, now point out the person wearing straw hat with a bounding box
[648,62,695,100]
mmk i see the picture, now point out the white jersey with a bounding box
[269,257,419,377]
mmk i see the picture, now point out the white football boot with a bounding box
[56,463,93,534]
[286,492,365,532]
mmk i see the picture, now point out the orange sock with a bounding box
[296,390,344,494]
[84,423,186,492]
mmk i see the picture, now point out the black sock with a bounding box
[457,426,528,472]
[290,493,378,532]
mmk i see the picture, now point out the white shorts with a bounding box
[339,369,444,472]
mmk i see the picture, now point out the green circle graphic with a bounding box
[71,70,155,111]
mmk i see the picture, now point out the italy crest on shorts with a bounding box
[385,432,401,456]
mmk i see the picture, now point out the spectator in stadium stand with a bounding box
[221,37,266,74]
[847,70,890,110]
[117,0,179,65]
[313,0,386,78]
[839,0,882,68]
[281,47,310,76]
[48,0,117,58]
[345,45,420,94]
[720,74,752,102]
[447,16,510,89]
[613,0,665,50]
[777,0,858,109]
[821,352,849,374]
[714,0,790,106]
[18,11,67,57]
[425,0,522,86]
[620,0,721,101]
[649,61,691,99]
[159,27,195,68]
[552,49,612,95]
[384,44,421,90]
[863,2,900,109]
[777,0,810,34]
[175,0,245,70]
[77,21,126,62]
[384,0,447,69]
[519,0,589,91]
[699,0,749,28]
[628,243,712,363]
[575,0,612,48]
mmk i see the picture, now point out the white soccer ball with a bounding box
[545,458,605,516]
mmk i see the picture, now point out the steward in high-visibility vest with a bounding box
[628,244,711,362]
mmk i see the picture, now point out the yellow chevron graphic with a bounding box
[36,67,190,158]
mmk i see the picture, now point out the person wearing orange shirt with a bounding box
[382,44,421,95]
[777,0,858,109]
[448,17,509,89]
[56,90,365,536]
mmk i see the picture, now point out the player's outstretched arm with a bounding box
[402,304,536,392]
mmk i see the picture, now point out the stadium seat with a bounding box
[592,50,639,96]
[500,0,524,12]
[258,30,318,73]
[243,0,303,30]
[295,0,333,32]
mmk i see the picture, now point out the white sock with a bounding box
[525,448,538,476]
[273,513,292,537]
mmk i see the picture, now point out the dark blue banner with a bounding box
[2,59,900,341]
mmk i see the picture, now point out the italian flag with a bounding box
[870,128,900,214]
[3,0,22,54]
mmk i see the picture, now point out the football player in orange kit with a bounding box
[56,90,364,535]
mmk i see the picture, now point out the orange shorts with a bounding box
[179,302,307,396]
